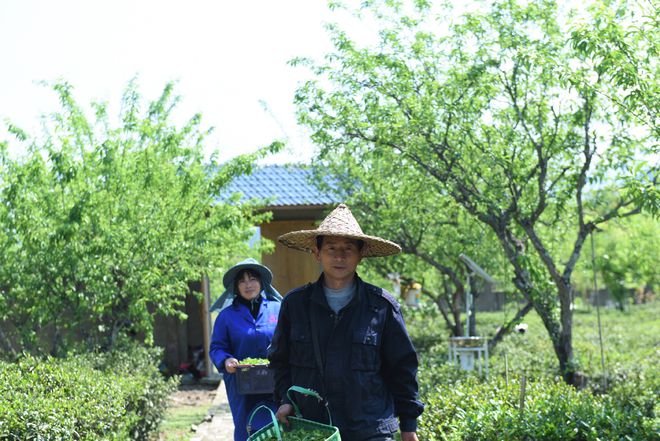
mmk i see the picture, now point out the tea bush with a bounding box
[416,376,658,440]
[405,301,660,440]
[469,301,660,383]
[0,343,177,440]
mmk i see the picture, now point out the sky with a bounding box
[0,0,360,164]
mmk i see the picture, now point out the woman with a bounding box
[210,258,282,441]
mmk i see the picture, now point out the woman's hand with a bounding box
[275,403,294,426]
[224,357,239,373]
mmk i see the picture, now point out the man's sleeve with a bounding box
[381,304,425,432]
[267,298,293,405]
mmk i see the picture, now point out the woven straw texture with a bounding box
[277,204,401,257]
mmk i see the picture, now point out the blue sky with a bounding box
[0,0,357,164]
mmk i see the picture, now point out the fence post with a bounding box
[519,374,526,413]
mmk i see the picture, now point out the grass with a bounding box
[405,299,660,381]
[155,404,213,441]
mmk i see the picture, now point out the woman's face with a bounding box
[236,271,261,301]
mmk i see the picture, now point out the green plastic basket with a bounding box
[247,386,341,441]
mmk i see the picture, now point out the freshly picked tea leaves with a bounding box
[240,357,269,365]
[262,429,330,441]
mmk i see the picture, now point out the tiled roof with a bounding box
[220,164,340,207]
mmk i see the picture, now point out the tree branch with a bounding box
[575,94,596,230]
[520,221,563,288]
[501,64,542,150]
[488,301,533,351]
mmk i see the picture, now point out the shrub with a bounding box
[407,302,660,440]
[0,344,177,440]
[417,376,658,440]
[81,343,179,439]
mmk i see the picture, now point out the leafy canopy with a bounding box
[294,0,656,383]
[0,81,281,355]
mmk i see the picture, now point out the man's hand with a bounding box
[275,403,294,426]
[401,432,419,441]
[224,357,239,373]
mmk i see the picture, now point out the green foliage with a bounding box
[553,213,659,309]
[597,215,658,305]
[239,357,269,365]
[311,141,511,337]
[261,430,331,441]
[417,376,657,440]
[0,80,280,355]
[406,302,660,439]
[409,300,660,382]
[403,302,450,351]
[0,344,178,440]
[294,0,657,383]
[570,0,659,141]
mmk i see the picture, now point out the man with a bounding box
[268,204,423,441]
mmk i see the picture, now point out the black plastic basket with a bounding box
[236,364,275,395]
[247,386,341,440]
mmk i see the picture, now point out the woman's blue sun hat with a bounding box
[210,258,282,313]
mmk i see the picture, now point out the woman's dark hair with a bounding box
[233,268,262,294]
[316,235,364,251]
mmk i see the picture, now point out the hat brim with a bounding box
[222,261,273,290]
[278,229,401,257]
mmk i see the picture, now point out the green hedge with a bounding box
[408,301,660,441]
[0,344,178,440]
[417,374,658,440]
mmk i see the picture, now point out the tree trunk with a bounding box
[557,283,576,384]
[492,225,580,386]
[50,327,62,358]
[451,284,464,337]
[422,286,463,336]
[430,294,460,337]
[0,326,17,358]
[534,290,578,386]
[556,333,577,384]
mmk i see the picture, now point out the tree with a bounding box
[570,0,659,214]
[595,214,659,309]
[311,148,527,343]
[294,0,657,384]
[571,0,659,138]
[0,81,281,356]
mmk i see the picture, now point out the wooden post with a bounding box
[200,275,215,379]
[519,374,527,413]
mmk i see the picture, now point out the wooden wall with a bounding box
[260,220,322,295]
[153,283,205,373]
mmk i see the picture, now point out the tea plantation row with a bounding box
[1,302,657,439]
[408,301,659,440]
[0,344,177,440]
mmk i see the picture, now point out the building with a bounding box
[154,164,341,377]
[223,164,341,294]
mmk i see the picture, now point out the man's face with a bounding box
[314,236,362,287]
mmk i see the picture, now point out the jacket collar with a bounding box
[231,290,267,308]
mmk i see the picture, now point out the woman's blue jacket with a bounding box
[210,291,281,441]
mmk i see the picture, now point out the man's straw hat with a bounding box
[278,204,401,257]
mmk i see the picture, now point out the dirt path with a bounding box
[190,381,235,441]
